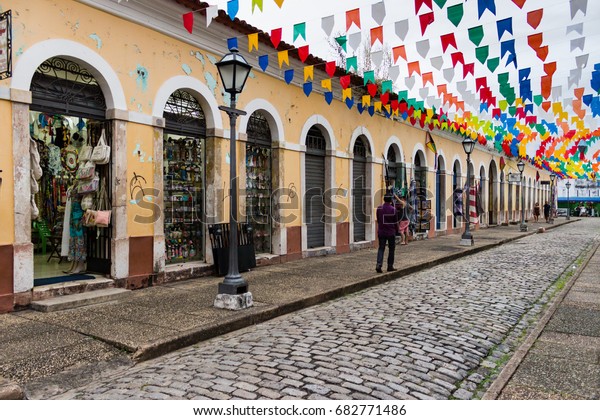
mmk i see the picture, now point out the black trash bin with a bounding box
[208,223,257,276]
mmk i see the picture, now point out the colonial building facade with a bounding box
[0,0,550,313]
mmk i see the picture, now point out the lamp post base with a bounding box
[460,234,474,246]
[214,292,253,310]
[519,224,528,232]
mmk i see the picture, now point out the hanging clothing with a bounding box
[68,199,86,262]
[61,192,72,258]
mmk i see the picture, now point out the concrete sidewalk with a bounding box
[0,219,580,399]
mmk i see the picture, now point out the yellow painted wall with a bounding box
[0,100,14,245]
[126,123,155,237]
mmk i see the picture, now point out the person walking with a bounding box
[395,193,411,245]
[543,201,551,223]
[533,202,540,222]
[376,194,398,273]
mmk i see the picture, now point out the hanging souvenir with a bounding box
[62,145,79,174]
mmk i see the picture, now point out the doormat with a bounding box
[34,274,95,287]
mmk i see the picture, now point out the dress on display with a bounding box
[69,199,86,262]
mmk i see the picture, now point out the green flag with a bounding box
[335,36,347,52]
[468,26,484,46]
[364,70,375,85]
[434,0,447,8]
[447,4,464,27]
[476,46,489,64]
[346,56,358,72]
[382,80,393,93]
[534,95,543,106]
[293,22,306,42]
[487,57,500,72]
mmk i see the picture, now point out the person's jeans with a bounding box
[376,235,396,269]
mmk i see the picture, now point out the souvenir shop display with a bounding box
[245,144,272,253]
[163,135,204,264]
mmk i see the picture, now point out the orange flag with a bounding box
[346,9,361,31]
[370,26,383,46]
[408,61,421,76]
[541,76,552,99]
[544,62,556,77]
[536,46,548,61]
[422,72,434,86]
[393,46,407,62]
[528,33,543,50]
[527,9,543,29]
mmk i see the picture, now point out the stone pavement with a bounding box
[0,217,595,400]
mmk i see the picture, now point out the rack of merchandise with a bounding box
[245,144,272,253]
[163,135,204,263]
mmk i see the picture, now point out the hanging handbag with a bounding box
[79,139,93,162]
[91,129,111,165]
[76,161,96,180]
[76,173,99,194]
[83,208,97,227]
[95,177,112,228]
[81,193,94,210]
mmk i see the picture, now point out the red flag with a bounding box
[419,12,435,35]
[270,28,282,48]
[451,51,465,67]
[298,45,309,63]
[536,45,548,61]
[463,62,475,79]
[367,83,378,97]
[440,33,457,53]
[415,0,433,14]
[183,12,194,34]
[340,75,350,89]
[512,0,526,8]
[500,156,506,171]
[536,171,540,181]
[325,61,336,78]
[527,9,543,29]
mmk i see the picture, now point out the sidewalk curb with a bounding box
[133,221,575,362]
[0,377,24,400]
[482,228,598,400]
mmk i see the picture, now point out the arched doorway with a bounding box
[479,166,486,225]
[29,56,111,280]
[386,145,406,195]
[245,111,273,254]
[436,155,446,230]
[500,170,505,224]
[352,136,370,242]
[452,160,461,229]
[163,89,206,264]
[413,151,427,233]
[488,161,498,225]
[305,127,326,248]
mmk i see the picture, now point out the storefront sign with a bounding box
[508,173,521,183]
[0,10,11,80]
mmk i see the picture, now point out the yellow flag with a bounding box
[274,0,285,8]
[552,102,562,114]
[248,33,259,52]
[384,104,391,114]
[321,79,332,91]
[515,97,523,106]
[304,65,314,82]
[362,95,371,107]
[342,88,352,101]
[374,102,382,112]
[252,0,263,13]
[278,50,289,68]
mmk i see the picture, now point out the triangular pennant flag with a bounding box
[340,75,351,90]
[476,46,489,64]
[342,88,352,101]
[419,12,435,35]
[389,66,400,81]
[527,9,543,29]
[463,63,475,79]
[487,57,500,72]
[335,36,347,52]
[206,5,218,27]
[367,83,378,97]
[303,82,312,97]
[326,61,336,78]
[434,0,448,7]
[423,72,434,86]
[346,98,355,110]
[278,50,289,68]
[496,18,512,40]
[372,1,386,25]
[322,15,334,36]
[271,28,282,48]
[362,95,371,107]
[440,33,457,52]
[395,20,409,40]
[468,26,484,46]
[431,56,444,70]
[248,33,259,52]
[258,55,269,71]
[451,51,465,67]
[536,45,548,61]
[364,71,376,85]
[321,79,332,91]
[408,61,421,77]
[349,32,362,51]
[372,50,384,67]
[304,65,313,82]
[512,0,526,8]
[227,37,238,51]
[298,45,309,63]
[447,3,464,27]
[346,8,361,31]
[368,106,375,116]
[570,0,588,18]
[284,69,294,84]
[346,56,358,72]
[393,46,407,63]
[371,26,384,46]
[183,12,194,34]
[252,0,263,13]
[405,76,416,89]
[528,33,543,50]
[381,92,390,106]
[293,22,306,42]
[357,103,365,114]
[274,0,284,7]
[544,62,556,77]
[443,67,455,82]
[227,0,239,20]
[478,0,496,18]
[416,39,430,58]
[374,102,382,113]
[324,91,333,105]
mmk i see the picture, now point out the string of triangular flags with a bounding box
[176,0,599,180]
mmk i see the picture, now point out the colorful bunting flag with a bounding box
[248,33,258,52]
[227,0,239,20]
[346,8,361,31]
[478,0,496,19]
[304,65,313,82]
[252,0,263,13]
[258,55,268,71]
[278,50,289,68]
[284,69,294,84]
[293,22,306,42]
[447,3,464,27]
[325,61,336,78]
[371,26,384,46]
[440,33,457,52]
[321,79,332,91]
[298,45,309,63]
[271,28,282,48]
[372,1,386,25]
[322,15,334,36]
[527,9,543,29]
[419,12,435,35]
[183,12,194,34]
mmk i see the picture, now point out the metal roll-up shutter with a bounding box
[305,128,326,248]
[353,139,367,242]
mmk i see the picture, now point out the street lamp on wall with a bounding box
[565,181,571,220]
[517,160,527,232]
[214,47,253,310]
[460,137,475,246]
[549,173,556,224]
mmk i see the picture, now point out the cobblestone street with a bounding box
[54,220,599,400]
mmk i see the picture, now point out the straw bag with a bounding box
[79,139,93,162]
[91,129,110,165]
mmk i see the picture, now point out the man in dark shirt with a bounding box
[376,195,398,273]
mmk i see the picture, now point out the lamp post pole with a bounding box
[517,161,527,232]
[460,138,475,246]
[214,47,253,310]
[566,181,571,220]
[549,173,556,224]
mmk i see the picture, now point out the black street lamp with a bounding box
[517,160,527,232]
[565,181,571,220]
[214,47,253,310]
[549,173,556,224]
[460,137,475,246]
